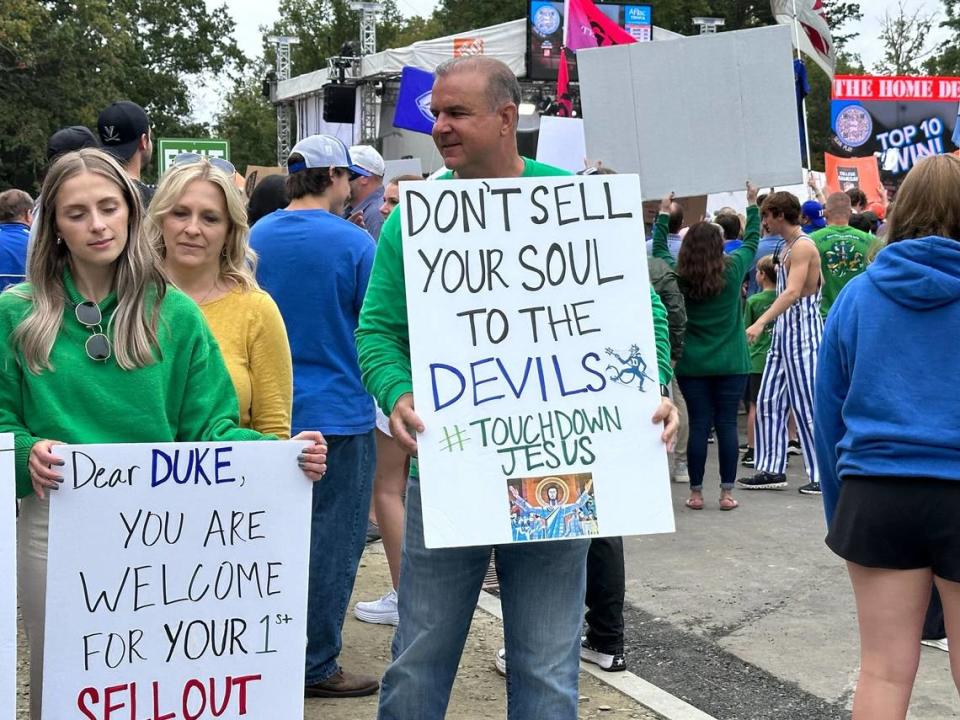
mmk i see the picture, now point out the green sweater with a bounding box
[653,205,760,377]
[744,289,776,373]
[0,271,264,498]
[810,224,875,318]
[356,157,673,420]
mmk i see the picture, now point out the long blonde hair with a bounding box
[12,149,166,374]
[146,160,258,291]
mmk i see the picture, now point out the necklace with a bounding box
[194,280,221,306]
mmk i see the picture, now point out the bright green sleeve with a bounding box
[651,212,675,268]
[0,290,45,497]
[356,208,413,415]
[650,286,673,385]
[730,205,761,278]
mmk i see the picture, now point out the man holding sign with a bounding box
[357,56,677,720]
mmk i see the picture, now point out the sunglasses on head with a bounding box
[171,152,236,177]
[74,301,111,362]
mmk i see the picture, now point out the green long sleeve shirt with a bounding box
[356,158,673,419]
[0,271,265,498]
[652,205,760,377]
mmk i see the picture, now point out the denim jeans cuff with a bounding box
[720,482,735,490]
[305,659,339,685]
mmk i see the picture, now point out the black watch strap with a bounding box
[660,383,670,397]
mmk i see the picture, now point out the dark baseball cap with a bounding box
[47,126,100,161]
[97,101,150,162]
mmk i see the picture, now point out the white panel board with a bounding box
[0,434,13,719]
[536,117,588,173]
[578,25,803,199]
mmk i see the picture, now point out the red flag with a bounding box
[565,0,637,51]
[556,48,573,116]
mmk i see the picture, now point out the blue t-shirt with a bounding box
[250,208,376,435]
[0,223,29,291]
[746,235,784,296]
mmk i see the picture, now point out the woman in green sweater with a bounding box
[652,183,759,511]
[0,149,327,720]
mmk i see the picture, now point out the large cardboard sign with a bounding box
[0,434,14,719]
[43,441,311,719]
[401,175,674,549]
[824,154,883,204]
[577,25,802,198]
[831,75,960,180]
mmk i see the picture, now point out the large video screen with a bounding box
[527,0,653,82]
[830,75,960,180]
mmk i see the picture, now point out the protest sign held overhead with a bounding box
[0,435,14,719]
[401,175,674,549]
[577,25,803,199]
[42,441,312,720]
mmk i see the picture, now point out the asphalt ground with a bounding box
[619,429,959,720]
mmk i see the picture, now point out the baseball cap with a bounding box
[348,145,385,177]
[288,135,370,177]
[801,200,826,229]
[47,126,100,161]
[97,101,150,162]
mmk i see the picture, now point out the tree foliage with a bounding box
[874,0,937,75]
[216,64,278,172]
[926,0,960,76]
[0,0,243,192]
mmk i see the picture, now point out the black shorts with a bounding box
[745,373,764,404]
[826,476,960,581]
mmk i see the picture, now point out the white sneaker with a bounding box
[494,647,507,676]
[921,637,949,653]
[353,589,399,626]
[672,460,690,484]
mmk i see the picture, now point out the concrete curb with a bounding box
[475,590,719,720]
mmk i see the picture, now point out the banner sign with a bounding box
[401,175,674,549]
[830,75,960,178]
[157,138,231,176]
[393,66,436,135]
[0,434,14,719]
[824,154,884,204]
[43,441,311,719]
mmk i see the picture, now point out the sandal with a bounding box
[685,494,704,510]
[719,495,739,511]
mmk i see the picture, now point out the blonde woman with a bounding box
[0,148,327,720]
[148,154,292,436]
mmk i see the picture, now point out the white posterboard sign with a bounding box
[384,158,424,181]
[578,24,803,199]
[705,171,827,218]
[0,434,14,719]
[402,175,675,549]
[536,117,588,174]
[43,441,312,719]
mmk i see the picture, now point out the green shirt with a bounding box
[0,272,265,498]
[811,224,875,318]
[356,157,673,420]
[653,205,760,377]
[744,289,776,373]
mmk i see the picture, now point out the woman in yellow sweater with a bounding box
[147,155,293,437]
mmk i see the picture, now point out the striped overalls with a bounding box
[754,236,823,481]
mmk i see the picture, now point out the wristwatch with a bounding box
[660,384,670,398]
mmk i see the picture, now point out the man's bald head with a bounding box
[824,191,853,225]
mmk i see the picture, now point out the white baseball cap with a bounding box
[348,145,386,177]
[288,134,370,177]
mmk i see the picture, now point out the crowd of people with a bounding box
[1,54,958,720]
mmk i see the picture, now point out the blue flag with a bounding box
[952,102,960,149]
[394,66,436,135]
[795,59,810,167]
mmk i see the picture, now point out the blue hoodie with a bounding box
[815,237,960,525]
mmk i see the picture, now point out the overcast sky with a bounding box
[218,0,949,68]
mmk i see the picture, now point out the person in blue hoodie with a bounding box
[814,154,960,720]
[0,189,33,290]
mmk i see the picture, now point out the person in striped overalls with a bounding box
[738,192,824,495]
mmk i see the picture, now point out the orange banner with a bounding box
[824,154,884,204]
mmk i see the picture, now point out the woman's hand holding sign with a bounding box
[292,431,328,480]
[29,439,65,500]
[390,393,424,456]
[652,397,679,452]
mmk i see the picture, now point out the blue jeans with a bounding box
[378,474,589,720]
[305,431,375,683]
[677,374,748,490]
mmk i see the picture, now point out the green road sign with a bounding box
[156,138,231,175]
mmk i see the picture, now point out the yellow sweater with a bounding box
[200,288,292,438]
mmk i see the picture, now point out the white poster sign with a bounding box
[402,175,675,549]
[0,434,14,719]
[578,25,803,198]
[536,117,588,174]
[43,441,312,719]
[384,158,424,181]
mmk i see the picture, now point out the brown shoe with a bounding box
[305,668,380,698]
